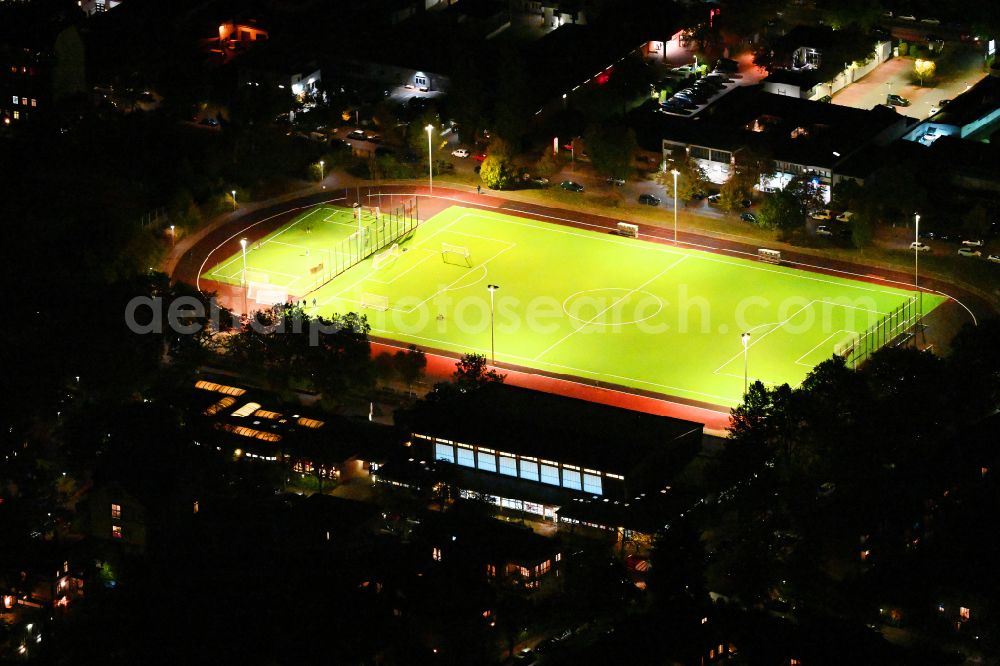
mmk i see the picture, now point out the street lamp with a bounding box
[425,124,434,194]
[231,189,237,211]
[169,224,175,247]
[487,284,500,365]
[240,238,248,314]
[741,332,751,395]
[914,212,921,342]
[670,168,680,244]
[319,159,325,182]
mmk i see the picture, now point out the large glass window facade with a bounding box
[583,473,603,495]
[456,446,475,468]
[520,460,539,482]
[434,443,454,463]
[562,468,582,491]
[477,450,497,473]
[540,464,560,486]
[499,455,517,477]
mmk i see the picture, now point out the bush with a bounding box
[898,42,909,56]
[534,151,564,178]
[480,156,516,190]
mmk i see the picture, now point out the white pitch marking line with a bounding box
[794,329,854,367]
[533,255,689,362]
[713,300,817,375]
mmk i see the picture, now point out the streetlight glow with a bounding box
[231,189,237,211]
[741,332,751,395]
[425,124,435,194]
[487,284,500,365]
[670,168,680,244]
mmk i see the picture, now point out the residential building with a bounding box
[0,1,85,125]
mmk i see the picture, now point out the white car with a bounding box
[920,17,941,25]
[961,239,984,247]
[958,247,982,257]
[987,254,1000,263]
[835,211,854,223]
[910,241,932,252]
[451,148,470,158]
[816,225,833,237]
[811,209,833,220]
[899,14,916,21]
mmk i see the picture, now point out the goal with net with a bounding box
[372,243,400,270]
[361,293,389,312]
[441,242,470,262]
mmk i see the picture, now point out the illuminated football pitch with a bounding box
[203,205,945,407]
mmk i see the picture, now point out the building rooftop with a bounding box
[408,383,702,474]
[927,73,1000,134]
[657,85,908,168]
[192,376,398,462]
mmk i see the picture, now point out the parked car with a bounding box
[958,246,982,257]
[961,239,984,246]
[817,94,833,103]
[607,176,625,186]
[987,254,1000,263]
[473,152,487,162]
[835,211,854,223]
[707,193,721,204]
[347,129,366,141]
[920,17,941,25]
[910,241,932,252]
[451,148,470,158]
[740,212,757,223]
[741,198,752,208]
[816,225,833,236]
[887,93,910,107]
[667,96,697,110]
[691,191,707,200]
[898,14,916,21]
[638,193,661,206]
[366,134,382,143]
[812,209,833,220]
[560,180,584,192]
[530,177,549,187]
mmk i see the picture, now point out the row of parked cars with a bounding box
[660,66,740,116]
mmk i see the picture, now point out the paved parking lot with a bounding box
[832,41,987,118]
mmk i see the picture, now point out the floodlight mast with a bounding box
[487,284,500,365]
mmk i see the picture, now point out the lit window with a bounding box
[456,446,474,468]
[193,500,199,514]
[194,380,246,396]
[432,547,441,562]
[296,417,324,428]
[486,564,495,578]
[583,473,603,495]
[111,503,121,519]
[499,455,517,477]
[960,607,971,621]
[12,111,18,120]
[561,468,582,491]
[476,451,497,473]
[231,401,262,418]
[30,99,36,107]
[111,525,122,539]
[519,460,539,482]
[540,464,560,486]
[11,95,17,104]
[434,442,455,463]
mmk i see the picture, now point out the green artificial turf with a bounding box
[204,205,945,407]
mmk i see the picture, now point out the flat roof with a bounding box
[929,74,1000,131]
[408,383,702,474]
[655,85,906,168]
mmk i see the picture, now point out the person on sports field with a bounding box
[476,185,481,195]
